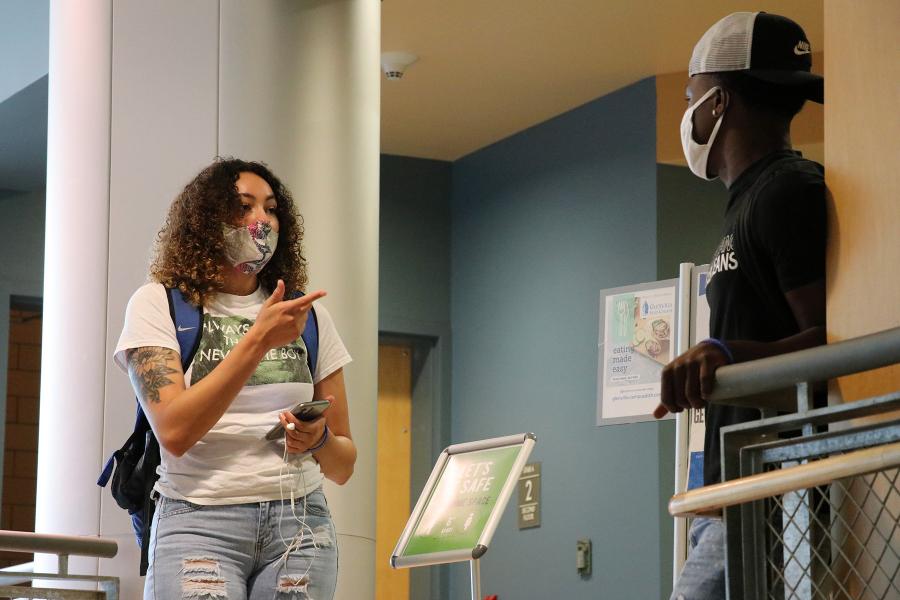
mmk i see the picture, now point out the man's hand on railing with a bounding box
[653,342,730,418]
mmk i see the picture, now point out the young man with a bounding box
[653,12,826,598]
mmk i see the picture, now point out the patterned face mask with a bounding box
[222,220,279,275]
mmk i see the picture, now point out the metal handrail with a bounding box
[707,326,900,406]
[0,530,118,559]
[669,440,900,518]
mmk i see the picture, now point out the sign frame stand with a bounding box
[391,433,537,600]
[469,558,481,600]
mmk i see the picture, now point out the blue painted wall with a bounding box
[449,78,669,599]
[656,163,728,279]
[0,0,49,105]
[0,188,44,497]
[379,155,452,333]
[378,155,454,598]
[0,189,45,290]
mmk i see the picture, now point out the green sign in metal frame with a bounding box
[391,433,537,569]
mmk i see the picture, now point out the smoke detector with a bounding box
[381,51,418,81]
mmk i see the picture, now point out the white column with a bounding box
[100,3,220,598]
[218,2,380,597]
[35,0,112,580]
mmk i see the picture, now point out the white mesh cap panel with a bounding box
[689,12,758,76]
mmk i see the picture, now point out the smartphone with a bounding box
[264,399,331,441]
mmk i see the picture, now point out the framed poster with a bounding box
[597,279,679,425]
[391,433,536,569]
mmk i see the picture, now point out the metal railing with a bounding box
[669,441,900,518]
[669,326,900,600]
[0,530,119,600]
[707,327,900,411]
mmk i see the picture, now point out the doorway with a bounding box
[0,296,42,569]
[375,334,449,600]
[375,343,413,600]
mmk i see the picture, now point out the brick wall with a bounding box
[1,308,42,569]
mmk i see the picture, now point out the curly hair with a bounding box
[150,158,308,306]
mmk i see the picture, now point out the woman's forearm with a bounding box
[313,434,357,485]
[151,330,268,455]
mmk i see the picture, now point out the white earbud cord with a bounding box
[275,442,321,588]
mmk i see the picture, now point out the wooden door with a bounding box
[375,343,412,600]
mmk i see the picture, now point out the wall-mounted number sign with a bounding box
[517,462,541,529]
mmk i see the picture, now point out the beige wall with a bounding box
[656,52,824,167]
[824,0,900,401]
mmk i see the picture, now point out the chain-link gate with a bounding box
[763,464,900,600]
[720,393,900,600]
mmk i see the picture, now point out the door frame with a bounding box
[0,282,43,496]
[379,317,451,600]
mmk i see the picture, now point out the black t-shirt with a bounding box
[703,150,826,485]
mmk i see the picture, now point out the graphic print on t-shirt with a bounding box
[190,315,312,386]
[708,232,739,284]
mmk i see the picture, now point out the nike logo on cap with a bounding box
[177,325,196,332]
[794,41,811,55]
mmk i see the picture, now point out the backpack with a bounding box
[97,286,319,575]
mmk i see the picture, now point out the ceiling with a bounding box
[0,0,49,195]
[0,1,825,193]
[381,0,824,161]
[0,0,48,106]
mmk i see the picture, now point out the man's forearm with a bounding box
[725,325,826,364]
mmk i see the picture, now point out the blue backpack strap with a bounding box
[98,454,115,486]
[166,287,203,369]
[288,290,319,378]
[302,305,319,379]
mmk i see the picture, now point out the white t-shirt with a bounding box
[114,282,351,504]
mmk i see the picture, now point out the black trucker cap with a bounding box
[689,12,823,103]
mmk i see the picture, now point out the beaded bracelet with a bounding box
[700,337,735,364]
[308,425,330,453]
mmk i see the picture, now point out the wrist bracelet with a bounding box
[308,425,330,453]
[701,337,735,364]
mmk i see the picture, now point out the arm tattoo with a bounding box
[126,347,179,404]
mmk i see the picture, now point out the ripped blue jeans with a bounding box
[145,488,337,600]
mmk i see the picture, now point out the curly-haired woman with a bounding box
[114,158,355,599]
